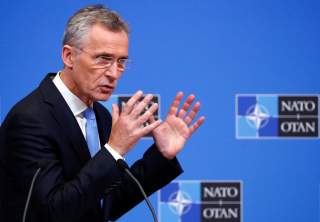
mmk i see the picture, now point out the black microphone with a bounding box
[116,159,158,222]
[22,161,48,222]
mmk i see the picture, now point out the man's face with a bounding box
[70,23,129,103]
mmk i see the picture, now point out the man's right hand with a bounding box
[107,90,161,156]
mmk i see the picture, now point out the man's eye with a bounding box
[118,59,127,65]
[98,56,113,63]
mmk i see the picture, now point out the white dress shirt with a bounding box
[52,72,123,160]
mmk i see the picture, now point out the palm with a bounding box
[152,92,205,159]
[153,115,189,157]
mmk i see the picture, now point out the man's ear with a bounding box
[61,45,74,69]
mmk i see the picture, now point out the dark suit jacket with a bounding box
[0,73,183,222]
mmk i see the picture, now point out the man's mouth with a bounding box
[105,85,114,89]
[100,85,114,93]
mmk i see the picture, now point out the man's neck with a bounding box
[60,69,93,106]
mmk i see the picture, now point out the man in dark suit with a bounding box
[1,4,205,222]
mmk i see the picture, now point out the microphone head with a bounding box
[116,159,129,171]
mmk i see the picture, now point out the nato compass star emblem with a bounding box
[236,95,279,138]
[245,103,270,130]
[168,190,192,216]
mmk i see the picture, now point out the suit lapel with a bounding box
[39,73,91,165]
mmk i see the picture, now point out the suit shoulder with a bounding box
[2,87,45,127]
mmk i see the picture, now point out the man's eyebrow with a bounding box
[97,52,128,59]
[96,52,113,57]
[119,55,129,60]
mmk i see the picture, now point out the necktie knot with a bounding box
[83,108,96,120]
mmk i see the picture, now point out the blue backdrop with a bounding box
[1,1,320,221]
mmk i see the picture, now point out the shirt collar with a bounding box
[52,71,88,117]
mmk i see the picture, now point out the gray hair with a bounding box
[62,4,129,48]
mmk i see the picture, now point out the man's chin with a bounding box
[96,93,112,101]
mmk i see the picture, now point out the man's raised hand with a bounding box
[151,92,205,159]
[108,90,161,156]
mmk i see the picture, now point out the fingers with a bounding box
[134,103,160,138]
[184,101,201,125]
[189,116,205,135]
[113,91,159,135]
[171,92,205,135]
[121,91,156,120]
[139,119,162,135]
[178,94,195,118]
[168,91,184,116]
[122,90,143,114]
[130,94,154,117]
[137,102,158,125]
[148,114,156,124]
[170,92,201,125]
[111,104,120,126]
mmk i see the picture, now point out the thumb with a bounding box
[111,104,120,126]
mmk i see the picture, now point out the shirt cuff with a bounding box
[104,143,124,160]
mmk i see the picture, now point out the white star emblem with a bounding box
[246,104,270,129]
[168,190,192,216]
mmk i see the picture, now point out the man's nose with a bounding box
[105,62,120,80]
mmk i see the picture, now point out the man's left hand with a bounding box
[151,92,205,159]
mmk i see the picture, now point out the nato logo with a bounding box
[236,94,319,139]
[101,94,160,138]
[158,180,242,222]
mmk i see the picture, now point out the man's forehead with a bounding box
[83,24,129,56]
[87,24,128,44]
